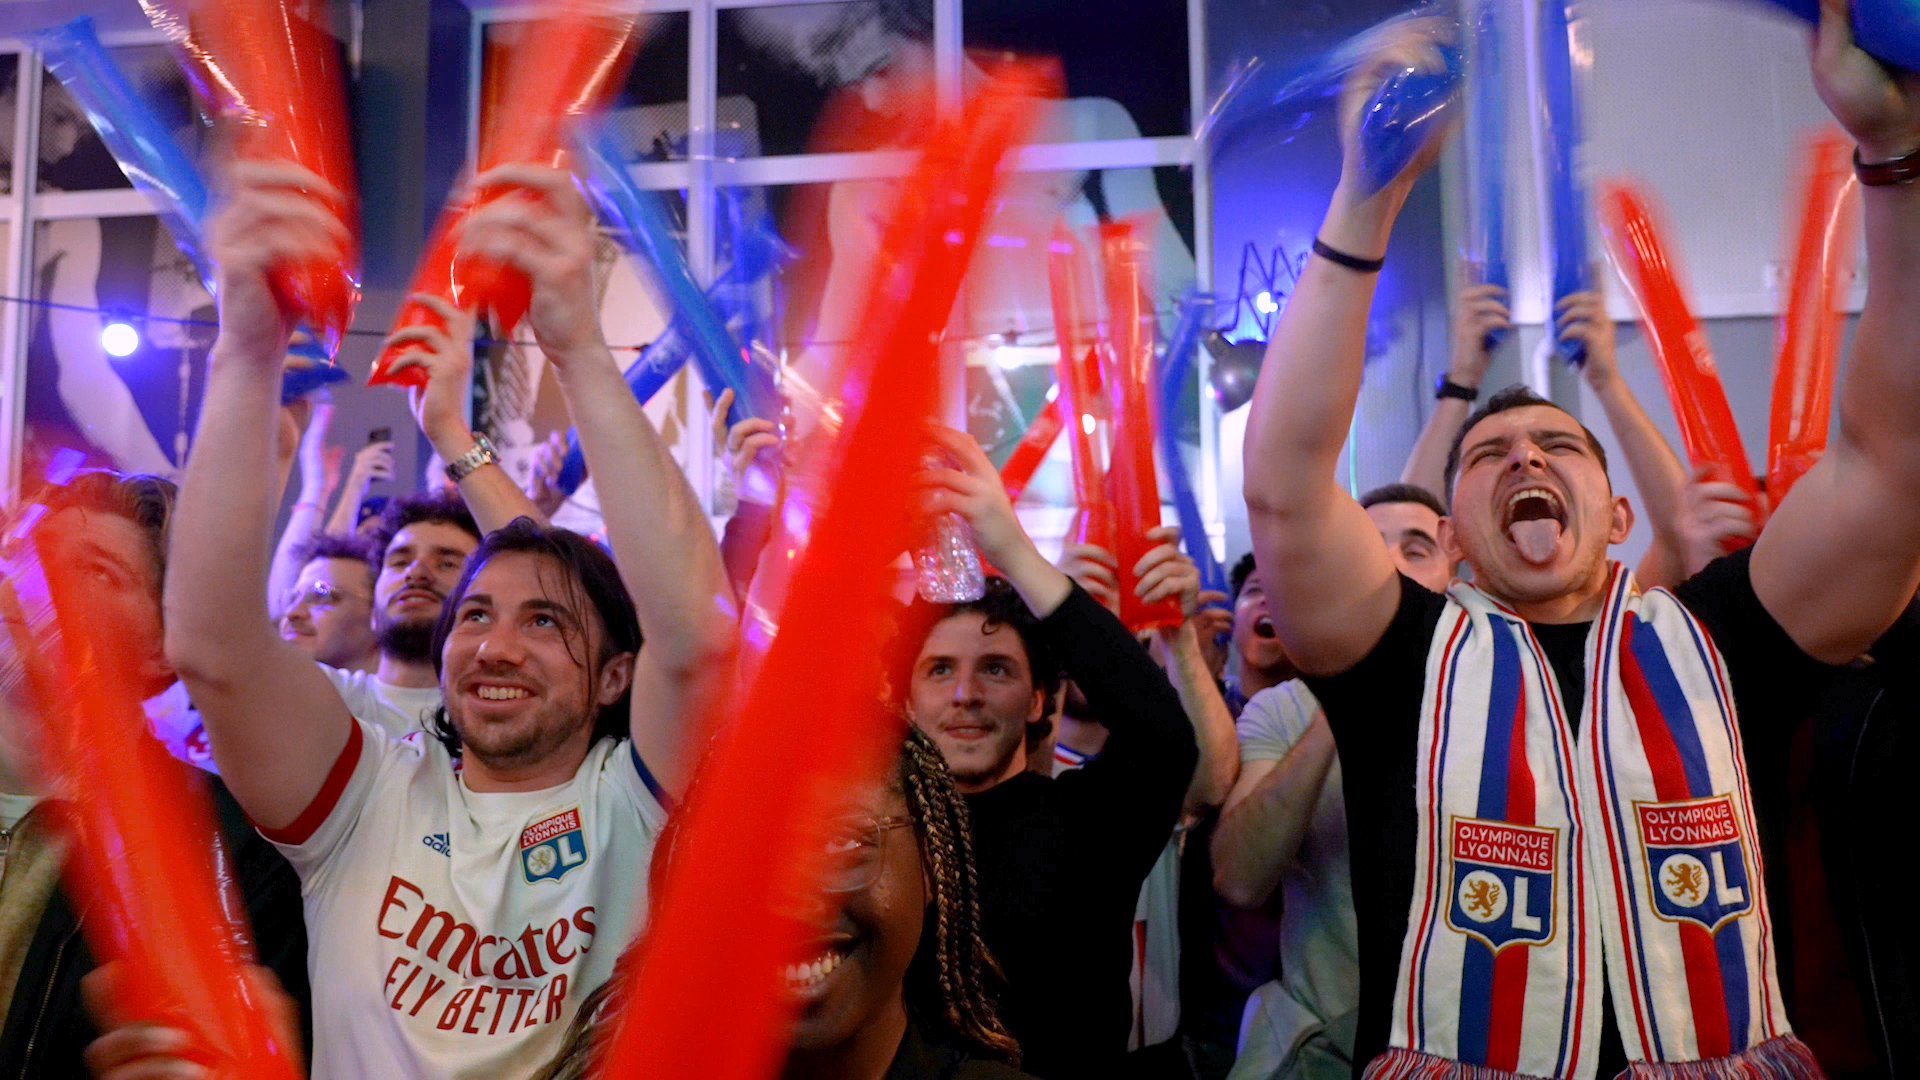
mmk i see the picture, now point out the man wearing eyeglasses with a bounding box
[280,532,380,675]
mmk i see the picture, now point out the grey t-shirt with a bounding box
[1230,681,1359,1077]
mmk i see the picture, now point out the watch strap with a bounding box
[1436,376,1480,402]
[444,434,499,483]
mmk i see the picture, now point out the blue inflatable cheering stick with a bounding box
[1156,293,1228,603]
[1467,0,1511,352]
[35,17,347,400]
[1528,0,1594,367]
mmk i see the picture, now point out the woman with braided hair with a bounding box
[535,724,1036,1080]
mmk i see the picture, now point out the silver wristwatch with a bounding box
[444,433,499,483]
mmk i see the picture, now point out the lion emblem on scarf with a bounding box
[1464,878,1503,919]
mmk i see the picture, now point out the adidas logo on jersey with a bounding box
[422,832,451,856]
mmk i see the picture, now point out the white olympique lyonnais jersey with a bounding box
[321,665,446,740]
[268,716,667,1080]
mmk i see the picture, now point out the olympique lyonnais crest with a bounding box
[1635,795,1753,932]
[1446,816,1557,950]
[521,808,588,885]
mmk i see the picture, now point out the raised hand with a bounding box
[1336,16,1458,196]
[1057,542,1120,610]
[382,292,480,448]
[457,163,606,367]
[1811,0,1920,162]
[1134,525,1202,618]
[718,387,782,492]
[1679,463,1771,575]
[343,439,396,490]
[1556,288,1620,392]
[1450,282,1511,389]
[918,427,1040,573]
[206,160,350,364]
[524,430,569,516]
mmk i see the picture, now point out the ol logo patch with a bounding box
[521,808,588,884]
[1446,816,1557,951]
[1635,795,1752,932]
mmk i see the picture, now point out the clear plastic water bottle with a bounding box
[914,448,986,602]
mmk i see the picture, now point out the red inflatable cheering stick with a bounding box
[1598,180,1765,542]
[999,390,1065,501]
[371,1,637,387]
[1048,224,1114,552]
[453,2,638,334]
[597,63,1053,1080]
[0,525,299,1079]
[150,0,359,354]
[1100,219,1183,632]
[1768,132,1859,502]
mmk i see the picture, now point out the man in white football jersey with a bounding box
[164,160,732,1080]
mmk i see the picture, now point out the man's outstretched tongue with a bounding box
[1508,519,1562,564]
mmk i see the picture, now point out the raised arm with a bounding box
[163,162,356,829]
[383,293,549,534]
[1751,0,1920,662]
[458,164,734,797]
[322,439,394,536]
[1212,705,1335,909]
[1244,25,1454,675]
[1058,530,1239,810]
[1558,290,1692,588]
[1401,282,1507,498]
[267,402,339,619]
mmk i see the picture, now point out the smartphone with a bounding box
[368,427,393,445]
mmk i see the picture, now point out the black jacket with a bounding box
[965,585,1199,1079]
[0,775,310,1079]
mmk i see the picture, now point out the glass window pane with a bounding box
[965,0,1190,143]
[39,45,201,194]
[483,15,690,164]
[716,1,935,159]
[23,216,214,476]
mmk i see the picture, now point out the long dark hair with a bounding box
[534,726,1019,1079]
[427,518,641,757]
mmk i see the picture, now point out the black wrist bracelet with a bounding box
[1855,145,1920,187]
[1435,376,1480,402]
[1312,237,1385,273]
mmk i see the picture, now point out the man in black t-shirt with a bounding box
[910,428,1198,1079]
[1239,10,1920,1079]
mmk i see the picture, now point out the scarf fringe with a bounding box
[1622,1036,1824,1080]
[1363,1048,1552,1080]
[1364,1036,1822,1080]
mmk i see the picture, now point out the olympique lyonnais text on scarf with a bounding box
[1366,565,1821,1080]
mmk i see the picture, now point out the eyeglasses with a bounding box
[287,580,364,610]
[819,815,914,894]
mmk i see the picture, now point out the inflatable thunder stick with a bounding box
[1599,181,1765,534]
[1759,0,1920,71]
[999,390,1066,500]
[368,217,458,388]
[599,65,1052,1080]
[0,537,298,1079]
[148,0,359,354]
[452,2,639,335]
[37,18,212,287]
[1155,293,1228,600]
[1468,0,1511,350]
[1048,225,1115,553]
[1101,220,1184,633]
[1528,0,1595,366]
[1768,133,1859,502]
[374,1,637,385]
